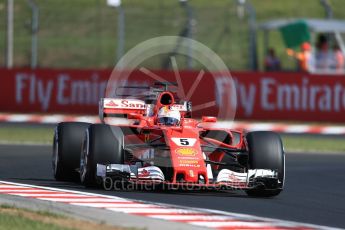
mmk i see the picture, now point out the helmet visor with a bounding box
[158,117,179,126]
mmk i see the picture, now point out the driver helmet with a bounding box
[157,106,181,126]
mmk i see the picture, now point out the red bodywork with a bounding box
[100,90,246,185]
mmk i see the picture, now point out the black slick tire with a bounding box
[80,124,124,187]
[52,122,90,181]
[245,131,285,197]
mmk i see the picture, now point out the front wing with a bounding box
[96,163,278,190]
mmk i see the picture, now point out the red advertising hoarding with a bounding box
[0,69,111,114]
[1,68,345,123]
[232,72,345,122]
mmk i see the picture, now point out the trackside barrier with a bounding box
[1,68,345,122]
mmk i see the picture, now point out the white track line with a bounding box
[106,208,199,214]
[149,214,235,220]
[189,221,274,228]
[6,114,31,122]
[71,203,157,208]
[37,198,126,202]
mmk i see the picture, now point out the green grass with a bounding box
[0,213,71,230]
[0,0,345,69]
[0,125,344,153]
[0,126,53,144]
[0,208,73,230]
[0,205,130,230]
[282,135,345,153]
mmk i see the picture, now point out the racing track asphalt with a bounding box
[0,144,344,229]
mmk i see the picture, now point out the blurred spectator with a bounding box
[264,48,281,71]
[332,45,344,72]
[286,42,312,72]
[315,34,331,70]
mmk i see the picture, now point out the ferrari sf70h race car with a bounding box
[52,82,285,197]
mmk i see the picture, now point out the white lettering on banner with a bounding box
[319,86,332,111]
[37,80,53,111]
[91,73,102,104]
[15,72,108,111]
[71,81,92,104]
[234,79,256,116]
[277,84,300,110]
[15,73,28,103]
[215,76,345,116]
[58,74,107,106]
[261,78,275,111]
[12,72,345,115]
[57,74,69,105]
[309,86,320,111]
[15,73,53,111]
[228,76,345,116]
[301,78,308,110]
[334,84,342,111]
[259,77,345,112]
[215,76,236,109]
[29,74,36,103]
[57,73,107,106]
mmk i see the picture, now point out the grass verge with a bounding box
[0,124,344,153]
[0,205,128,230]
[281,134,345,153]
[0,125,54,145]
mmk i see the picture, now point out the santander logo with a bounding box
[104,98,146,109]
[105,100,119,107]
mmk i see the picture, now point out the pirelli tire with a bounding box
[52,122,90,182]
[245,131,285,197]
[80,124,125,187]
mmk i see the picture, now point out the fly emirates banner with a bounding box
[0,68,345,122]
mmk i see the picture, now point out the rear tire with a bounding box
[52,122,90,181]
[80,124,124,187]
[245,131,285,197]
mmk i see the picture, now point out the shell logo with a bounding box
[175,148,197,156]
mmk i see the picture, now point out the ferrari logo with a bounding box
[189,170,194,177]
[139,169,150,177]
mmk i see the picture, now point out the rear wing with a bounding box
[99,98,146,122]
[99,98,191,122]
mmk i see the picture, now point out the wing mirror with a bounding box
[201,116,217,123]
[127,113,143,120]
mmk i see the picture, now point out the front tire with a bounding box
[52,122,90,181]
[245,131,285,197]
[80,124,124,187]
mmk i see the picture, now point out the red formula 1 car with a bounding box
[52,82,285,197]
